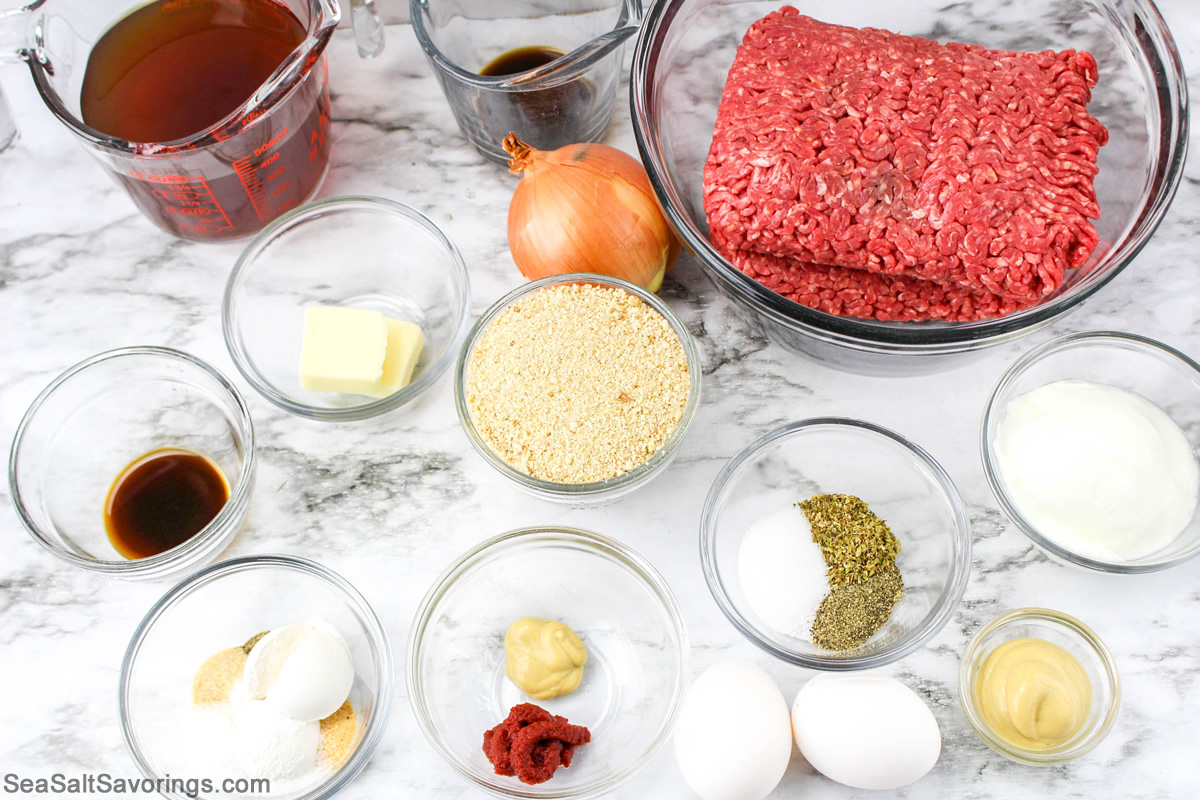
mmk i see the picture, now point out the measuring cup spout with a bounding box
[0,2,39,65]
[350,0,385,59]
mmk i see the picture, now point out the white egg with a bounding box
[792,673,941,790]
[674,660,793,800]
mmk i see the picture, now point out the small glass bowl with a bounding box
[223,196,472,422]
[981,331,1200,572]
[8,347,255,582]
[454,273,701,506]
[701,418,972,669]
[407,526,690,799]
[959,608,1120,765]
[119,555,393,800]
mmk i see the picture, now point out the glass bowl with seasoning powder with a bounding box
[9,347,255,582]
[959,608,1120,765]
[407,526,689,798]
[120,555,393,800]
[223,196,472,422]
[983,331,1200,573]
[700,418,971,670]
[454,274,700,505]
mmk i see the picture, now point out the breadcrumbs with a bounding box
[317,700,359,770]
[467,283,690,483]
[191,648,247,705]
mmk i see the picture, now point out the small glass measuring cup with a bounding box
[0,82,15,152]
[411,0,642,165]
[0,0,383,241]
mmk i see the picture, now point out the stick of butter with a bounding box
[299,306,425,398]
[299,306,388,395]
[366,318,425,398]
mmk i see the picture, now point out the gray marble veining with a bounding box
[2,3,1200,799]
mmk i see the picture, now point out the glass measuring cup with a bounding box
[411,0,642,165]
[0,0,383,241]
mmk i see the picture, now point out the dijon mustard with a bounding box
[974,638,1092,750]
[504,617,588,700]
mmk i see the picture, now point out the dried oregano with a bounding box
[799,493,901,587]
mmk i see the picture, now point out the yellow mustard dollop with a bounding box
[504,617,588,700]
[974,637,1092,750]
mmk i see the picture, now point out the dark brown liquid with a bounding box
[78,0,331,241]
[476,46,597,154]
[80,0,306,143]
[104,449,230,560]
[480,46,565,77]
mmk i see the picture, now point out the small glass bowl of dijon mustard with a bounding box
[959,608,1120,765]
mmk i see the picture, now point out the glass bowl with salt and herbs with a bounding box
[701,418,972,669]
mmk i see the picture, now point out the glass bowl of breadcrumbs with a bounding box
[455,274,701,505]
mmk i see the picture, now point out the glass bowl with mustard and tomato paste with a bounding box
[223,196,471,422]
[454,274,701,506]
[959,608,1120,765]
[701,418,971,670]
[407,527,689,799]
[8,347,255,582]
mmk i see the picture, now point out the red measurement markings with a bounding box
[127,172,233,234]
[232,126,290,222]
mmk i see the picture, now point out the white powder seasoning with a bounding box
[738,506,829,639]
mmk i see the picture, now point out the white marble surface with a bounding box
[3,4,1200,799]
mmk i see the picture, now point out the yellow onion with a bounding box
[504,133,680,292]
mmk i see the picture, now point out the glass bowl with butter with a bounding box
[959,608,1120,765]
[982,331,1200,573]
[407,526,690,798]
[223,196,472,422]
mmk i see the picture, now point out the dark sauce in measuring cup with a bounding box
[78,0,331,240]
[477,46,596,154]
[104,449,230,560]
[480,46,568,77]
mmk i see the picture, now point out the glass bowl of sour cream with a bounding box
[982,331,1200,573]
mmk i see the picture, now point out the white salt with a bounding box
[737,506,829,640]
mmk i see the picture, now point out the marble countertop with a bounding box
[2,4,1199,799]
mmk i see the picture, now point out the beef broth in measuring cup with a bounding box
[1,0,384,241]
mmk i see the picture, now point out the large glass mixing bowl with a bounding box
[630,0,1187,373]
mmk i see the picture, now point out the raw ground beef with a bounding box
[704,7,1109,322]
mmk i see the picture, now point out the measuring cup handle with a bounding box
[0,2,37,64]
[349,0,385,59]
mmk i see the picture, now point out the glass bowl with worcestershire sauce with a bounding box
[959,608,1120,765]
[630,0,1188,374]
[8,347,255,582]
[700,418,972,669]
